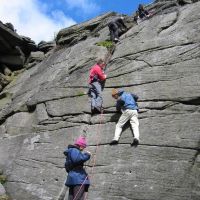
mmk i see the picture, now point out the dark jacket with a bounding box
[108,17,127,30]
[64,145,90,186]
[138,6,149,18]
[116,90,138,112]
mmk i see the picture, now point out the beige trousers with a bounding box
[113,109,139,141]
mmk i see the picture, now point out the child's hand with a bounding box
[85,150,92,155]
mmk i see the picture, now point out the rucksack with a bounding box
[64,150,82,173]
[64,157,75,173]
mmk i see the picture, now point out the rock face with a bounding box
[0,1,199,200]
[0,21,56,92]
[0,21,37,67]
[56,12,134,47]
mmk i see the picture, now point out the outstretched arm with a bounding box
[131,93,139,102]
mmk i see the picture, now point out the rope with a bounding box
[104,44,116,72]
[84,111,104,200]
[73,43,115,200]
[72,111,104,200]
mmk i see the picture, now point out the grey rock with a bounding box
[20,36,37,53]
[0,73,9,85]
[25,61,38,69]
[0,1,199,200]
[38,41,56,53]
[4,112,37,136]
[27,51,45,63]
[4,22,15,32]
[0,21,37,86]
[0,64,12,76]
[178,0,193,4]
[56,12,117,46]
[0,184,6,196]
[45,95,90,116]
[35,103,49,124]
[0,21,23,50]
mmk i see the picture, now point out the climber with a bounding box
[138,4,150,19]
[133,11,140,24]
[110,89,140,146]
[177,0,192,6]
[108,16,128,43]
[88,59,107,114]
[57,136,91,200]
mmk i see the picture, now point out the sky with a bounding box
[0,0,153,43]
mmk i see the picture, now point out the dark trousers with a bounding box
[68,185,88,200]
[139,10,149,19]
[108,22,119,41]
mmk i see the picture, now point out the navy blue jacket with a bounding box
[116,90,138,111]
[64,145,90,186]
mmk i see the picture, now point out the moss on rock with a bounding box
[0,195,10,200]
[0,176,6,185]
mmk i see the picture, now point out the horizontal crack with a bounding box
[112,41,197,63]
[88,142,199,151]
[140,143,199,151]
[18,158,63,169]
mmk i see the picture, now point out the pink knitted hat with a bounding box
[74,136,87,148]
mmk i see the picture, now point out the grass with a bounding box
[77,92,86,96]
[96,40,114,50]
[0,195,10,200]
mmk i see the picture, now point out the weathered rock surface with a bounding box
[0,21,37,67]
[0,21,56,92]
[56,12,134,47]
[0,184,5,196]
[0,1,199,200]
[38,41,56,53]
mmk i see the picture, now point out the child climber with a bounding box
[110,89,140,146]
[88,59,107,114]
[58,136,91,200]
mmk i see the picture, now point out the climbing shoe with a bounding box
[91,108,101,115]
[131,138,139,146]
[100,107,104,114]
[114,38,119,42]
[110,140,118,145]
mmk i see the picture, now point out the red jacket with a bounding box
[89,64,106,83]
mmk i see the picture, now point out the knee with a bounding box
[116,123,123,129]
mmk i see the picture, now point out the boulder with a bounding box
[0,21,37,68]
[0,73,10,91]
[4,22,15,32]
[27,51,45,63]
[0,64,12,76]
[38,41,56,53]
[56,12,118,46]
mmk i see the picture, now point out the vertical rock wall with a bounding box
[0,2,199,200]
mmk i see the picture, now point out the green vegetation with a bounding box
[77,92,86,96]
[0,175,7,184]
[96,40,114,50]
[0,195,10,200]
